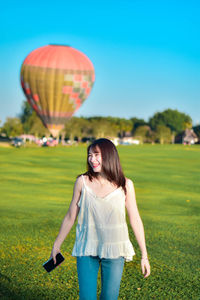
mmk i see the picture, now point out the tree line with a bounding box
[0,101,199,144]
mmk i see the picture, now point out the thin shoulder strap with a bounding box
[82,175,86,186]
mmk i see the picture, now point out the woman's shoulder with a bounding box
[125,177,134,190]
[75,174,89,187]
[74,174,84,190]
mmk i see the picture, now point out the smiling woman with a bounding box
[50,138,150,299]
[88,147,102,173]
[85,139,127,194]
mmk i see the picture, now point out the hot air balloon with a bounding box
[20,45,95,137]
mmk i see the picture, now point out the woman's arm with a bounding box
[125,178,150,278]
[50,176,82,262]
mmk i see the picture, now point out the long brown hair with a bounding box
[82,138,126,194]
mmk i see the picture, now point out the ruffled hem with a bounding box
[72,240,135,262]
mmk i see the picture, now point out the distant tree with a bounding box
[149,109,192,134]
[146,128,157,144]
[155,125,172,144]
[130,117,147,134]
[1,117,23,137]
[19,100,48,136]
[64,117,80,141]
[28,111,49,137]
[90,118,118,139]
[115,118,132,138]
[133,125,151,144]
[20,101,33,125]
[183,121,193,129]
[64,117,91,141]
[78,118,92,140]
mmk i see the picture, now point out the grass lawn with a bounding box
[0,144,199,299]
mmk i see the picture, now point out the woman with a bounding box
[51,138,150,300]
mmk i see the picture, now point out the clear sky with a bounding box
[0,0,199,125]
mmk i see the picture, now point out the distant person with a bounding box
[50,138,150,299]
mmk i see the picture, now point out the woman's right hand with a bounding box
[50,244,61,264]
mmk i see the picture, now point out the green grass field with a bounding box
[0,144,199,299]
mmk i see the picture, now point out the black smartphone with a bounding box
[43,253,65,273]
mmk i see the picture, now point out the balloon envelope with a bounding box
[20,45,95,137]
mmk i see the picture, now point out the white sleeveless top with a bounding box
[72,175,135,262]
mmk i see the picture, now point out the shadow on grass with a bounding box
[0,272,79,300]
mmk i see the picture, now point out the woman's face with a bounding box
[88,146,102,173]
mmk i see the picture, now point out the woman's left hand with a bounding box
[141,258,150,278]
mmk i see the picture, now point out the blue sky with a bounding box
[0,0,200,125]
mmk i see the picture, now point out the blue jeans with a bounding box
[76,255,125,300]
